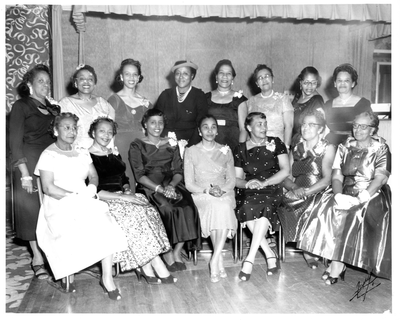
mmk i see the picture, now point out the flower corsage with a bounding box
[219,145,230,155]
[233,90,244,99]
[168,132,188,159]
[265,140,276,152]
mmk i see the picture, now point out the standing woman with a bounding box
[129,109,202,272]
[155,60,208,146]
[206,59,248,151]
[108,59,152,189]
[59,64,115,149]
[9,64,60,279]
[240,64,294,149]
[184,115,237,282]
[324,63,372,146]
[291,66,325,148]
[234,112,290,281]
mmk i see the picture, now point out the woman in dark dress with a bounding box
[129,109,202,272]
[299,111,391,284]
[9,64,60,279]
[324,63,372,146]
[88,117,176,284]
[155,60,208,146]
[234,112,290,281]
[279,109,336,268]
[206,59,248,151]
[108,58,152,189]
[291,66,325,148]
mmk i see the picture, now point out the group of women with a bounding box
[9,58,391,301]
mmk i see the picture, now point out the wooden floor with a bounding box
[16,248,391,314]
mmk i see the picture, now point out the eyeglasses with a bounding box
[257,74,272,82]
[301,122,322,128]
[302,81,318,87]
[352,123,374,130]
[59,125,78,132]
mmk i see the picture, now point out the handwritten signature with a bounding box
[350,274,381,302]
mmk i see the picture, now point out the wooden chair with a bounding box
[36,177,120,292]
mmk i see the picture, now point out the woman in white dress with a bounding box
[35,112,127,300]
[59,65,115,148]
[184,115,237,283]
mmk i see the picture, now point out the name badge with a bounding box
[217,119,226,126]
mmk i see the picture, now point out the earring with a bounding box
[231,81,234,85]
[216,80,218,84]
[29,86,33,95]
[54,131,58,137]
[199,133,202,136]
[120,75,123,81]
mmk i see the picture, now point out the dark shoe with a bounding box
[32,264,49,280]
[267,251,281,276]
[161,256,178,272]
[303,253,319,269]
[135,268,161,285]
[159,274,178,284]
[174,261,187,271]
[238,260,253,281]
[325,265,346,285]
[99,278,122,300]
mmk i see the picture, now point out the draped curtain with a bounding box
[5,5,51,113]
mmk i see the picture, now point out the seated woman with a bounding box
[88,117,176,284]
[279,109,336,268]
[34,112,127,300]
[234,112,290,281]
[184,115,237,283]
[299,111,391,284]
[129,108,202,272]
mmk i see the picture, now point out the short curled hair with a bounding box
[71,64,98,84]
[117,58,143,83]
[17,64,51,98]
[301,108,327,134]
[244,112,266,136]
[333,63,358,88]
[214,59,236,78]
[88,117,118,139]
[141,108,167,135]
[297,66,321,88]
[197,114,218,130]
[253,64,274,83]
[49,112,79,138]
[354,111,379,135]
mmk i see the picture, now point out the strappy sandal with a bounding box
[32,264,49,280]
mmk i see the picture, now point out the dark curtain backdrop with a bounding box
[60,11,378,105]
[5,5,51,113]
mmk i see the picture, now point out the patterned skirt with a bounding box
[108,194,171,271]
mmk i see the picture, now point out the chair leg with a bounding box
[233,232,238,264]
[114,262,120,278]
[193,249,197,266]
[65,275,70,292]
[239,224,243,261]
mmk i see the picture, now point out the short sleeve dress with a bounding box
[299,136,391,279]
[129,139,202,250]
[34,144,127,280]
[247,91,294,141]
[184,143,237,238]
[205,92,247,151]
[90,152,170,271]
[59,96,115,149]
[233,137,287,231]
[278,139,334,242]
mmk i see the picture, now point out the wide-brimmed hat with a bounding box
[171,60,198,73]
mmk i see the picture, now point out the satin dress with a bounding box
[278,139,334,242]
[299,136,391,279]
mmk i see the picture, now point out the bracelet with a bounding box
[21,176,33,181]
[245,181,250,189]
[155,185,162,193]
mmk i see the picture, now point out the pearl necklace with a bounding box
[202,141,216,151]
[250,138,265,146]
[176,86,192,103]
[77,93,93,101]
[261,90,274,99]
[217,88,231,96]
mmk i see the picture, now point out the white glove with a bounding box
[79,184,97,198]
[357,190,371,203]
[334,193,360,210]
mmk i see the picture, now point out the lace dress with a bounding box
[184,143,237,238]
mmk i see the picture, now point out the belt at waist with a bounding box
[216,119,238,127]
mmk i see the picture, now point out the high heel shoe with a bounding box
[135,267,161,285]
[266,251,281,276]
[153,270,177,284]
[99,278,121,301]
[219,268,227,278]
[238,260,253,281]
[303,252,318,269]
[325,265,346,285]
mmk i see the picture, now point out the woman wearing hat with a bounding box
[155,60,208,147]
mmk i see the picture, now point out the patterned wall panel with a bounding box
[5,5,50,113]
